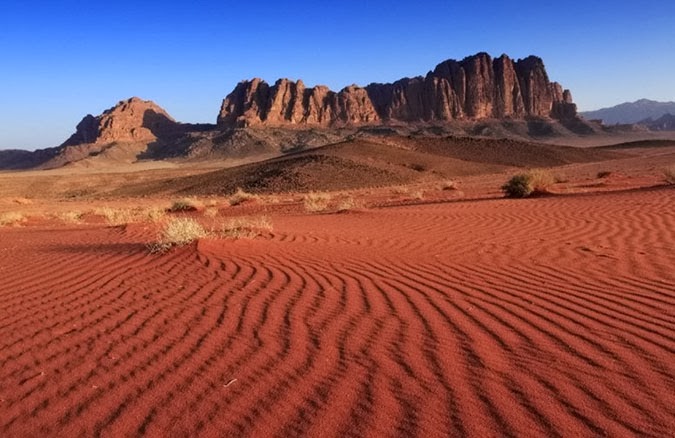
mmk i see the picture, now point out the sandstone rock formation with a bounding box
[218,53,578,128]
[61,97,179,147]
[20,97,189,169]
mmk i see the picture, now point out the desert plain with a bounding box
[0,132,674,437]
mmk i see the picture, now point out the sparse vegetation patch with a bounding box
[97,207,135,226]
[204,207,219,218]
[502,174,532,198]
[439,180,458,191]
[58,211,84,223]
[410,190,425,200]
[336,197,363,212]
[228,188,258,206]
[168,199,200,212]
[149,218,208,253]
[502,169,554,198]
[0,212,25,227]
[220,216,273,239]
[304,192,332,212]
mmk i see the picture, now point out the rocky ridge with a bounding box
[639,113,675,131]
[218,53,577,128]
[1,53,596,170]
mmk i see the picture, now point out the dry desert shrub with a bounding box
[304,192,332,212]
[220,216,273,239]
[410,190,425,200]
[95,206,165,225]
[149,218,209,253]
[0,212,25,226]
[58,211,84,223]
[143,207,166,222]
[664,165,675,184]
[96,207,135,226]
[502,174,532,198]
[168,198,200,212]
[336,196,363,212]
[204,207,219,218]
[228,188,258,206]
[528,169,555,192]
[260,194,282,204]
[392,186,410,196]
[438,180,458,191]
[502,169,554,198]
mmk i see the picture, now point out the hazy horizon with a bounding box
[2,0,674,150]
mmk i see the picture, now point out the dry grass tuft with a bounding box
[95,206,166,226]
[664,165,675,184]
[228,188,258,206]
[410,190,425,200]
[58,211,84,223]
[204,207,219,218]
[528,169,555,193]
[336,197,363,212]
[304,192,332,212]
[438,180,458,191]
[96,207,135,226]
[220,216,273,239]
[149,218,208,253]
[143,207,166,222]
[0,212,26,226]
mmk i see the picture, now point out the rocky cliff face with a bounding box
[218,53,577,128]
[61,97,179,147]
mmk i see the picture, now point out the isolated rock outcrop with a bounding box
[218,53,577,128]
[61,97,179,147]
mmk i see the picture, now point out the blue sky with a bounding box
[1,0,674,150]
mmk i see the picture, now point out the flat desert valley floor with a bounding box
[0,139,674,437]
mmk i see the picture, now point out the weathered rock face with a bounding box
[218,53,577,128]
[219,79,381,128]
[61,97,179,147]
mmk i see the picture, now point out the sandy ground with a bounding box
[1,171,674,436]
[1,140,674,436]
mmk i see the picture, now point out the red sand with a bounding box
[1,188,674,437]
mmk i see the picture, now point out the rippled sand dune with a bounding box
[1,187,674,437]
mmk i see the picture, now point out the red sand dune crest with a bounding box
[1,188,674,436]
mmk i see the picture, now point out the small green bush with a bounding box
[502,169,554,198]
[502,174,533,198]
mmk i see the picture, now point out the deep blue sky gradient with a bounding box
[2,0,674,149]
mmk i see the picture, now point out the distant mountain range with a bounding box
[581,99,675,125]
[639,113,675,131]
[1,52,594,170]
